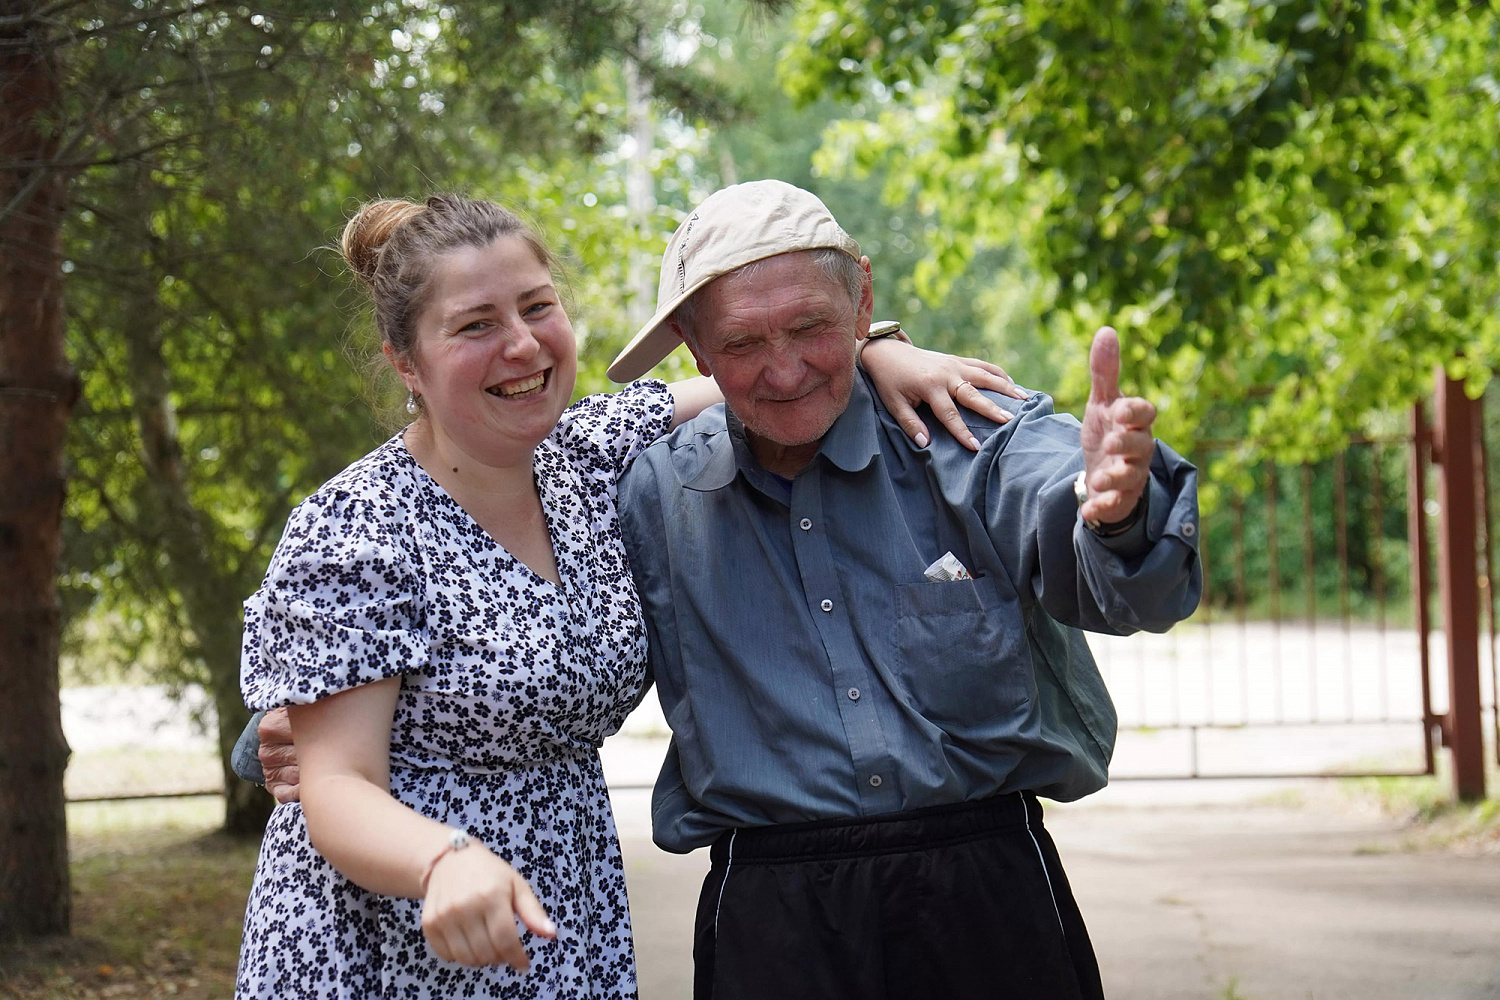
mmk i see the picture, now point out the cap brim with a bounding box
[606,271,722,383]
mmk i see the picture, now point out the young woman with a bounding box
[235,193,1018,999]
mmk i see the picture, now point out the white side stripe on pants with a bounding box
[1020,795,1065,934]
[713,830,738,932]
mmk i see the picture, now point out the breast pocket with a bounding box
[893,574,1033,728]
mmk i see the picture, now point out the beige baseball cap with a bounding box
[606,179,861,383]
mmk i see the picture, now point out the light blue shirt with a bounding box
[618,373,1202,853]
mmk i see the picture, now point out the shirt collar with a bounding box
[818,373,882,474]
[681,372,881,492]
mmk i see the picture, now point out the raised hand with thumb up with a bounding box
[1078,327,1157,527]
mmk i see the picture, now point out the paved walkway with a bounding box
[60,687,1500,997]
[612,785,1500,1000]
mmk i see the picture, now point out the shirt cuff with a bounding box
[231,710,267,785]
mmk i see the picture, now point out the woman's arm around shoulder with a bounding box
[859,336,1027,450]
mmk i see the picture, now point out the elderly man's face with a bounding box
[684,251,872,450]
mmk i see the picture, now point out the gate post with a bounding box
[1432,374,1488,801]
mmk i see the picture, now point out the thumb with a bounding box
[512,878,557,939]
[1087,326,1121,408]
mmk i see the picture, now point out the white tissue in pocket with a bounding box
[923,551,974,582]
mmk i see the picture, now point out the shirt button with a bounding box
[1182,521,1197,538]
[868,774,883,788]
[799,517,812,531]
[847,687,860,701]
[820,599,833,612]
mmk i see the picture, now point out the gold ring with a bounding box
[955,380,973,394]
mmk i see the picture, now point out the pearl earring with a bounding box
[406,390,418,415]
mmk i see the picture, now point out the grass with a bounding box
[0,797,258,1000]
[1217,978,1251,1000]
[1339,759,1500,854]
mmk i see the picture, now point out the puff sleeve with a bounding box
[239,491,426,710]
[552,379,675,485]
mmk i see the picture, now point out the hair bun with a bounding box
[340,199,425,285]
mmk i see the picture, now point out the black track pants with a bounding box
[693,792,1105,1000]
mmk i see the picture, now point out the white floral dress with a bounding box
[236,381,673,1000]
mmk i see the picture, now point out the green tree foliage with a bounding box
[49,0,716,834]
[669,0,1060,385]
[780,0,1500,457]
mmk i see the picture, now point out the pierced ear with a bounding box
[382,341,416,386]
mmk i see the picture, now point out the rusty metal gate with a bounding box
[1093,396,1499,782]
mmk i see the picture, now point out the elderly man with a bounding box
[604,180,1200,1000]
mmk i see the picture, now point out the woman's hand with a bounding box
[860,337,1026,450]
[422,843,558,970]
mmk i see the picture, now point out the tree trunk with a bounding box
[0,2,75,941]
[118,233,272,837]
[623,45,657,331]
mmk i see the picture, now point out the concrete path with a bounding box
[612,787,1500,1000]
[60,685,1500,997]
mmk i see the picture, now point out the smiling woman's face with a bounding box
[399,235,578,469]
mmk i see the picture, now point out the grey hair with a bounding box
[671,248,865,347]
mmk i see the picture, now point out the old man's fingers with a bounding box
[1078,430,1155,525]
[257,707,302,804]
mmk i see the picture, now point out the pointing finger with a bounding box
[512,878,557,940]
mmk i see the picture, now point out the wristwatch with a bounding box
[1073,470,1146,537]
[864,320,908,343]
[856,320,912,364]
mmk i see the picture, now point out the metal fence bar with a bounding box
[1335,452,1353,721]
[1116,716,1432,729]
[1198,449,1214,726]
[68,789,224,804]
[1482,398,1500,766]
[1302,462,1318,721]
[1112,767,1432,782]
[1136,614,1148,726]
[1371,442,1391,720]
[1410,402,1437,776]
[1266,460,1283,719]
[1234,495,1250,724]
[1170,624,1182,727]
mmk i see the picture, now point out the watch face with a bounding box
[868,320,902,339]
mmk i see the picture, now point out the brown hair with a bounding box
[340,193,561,368]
